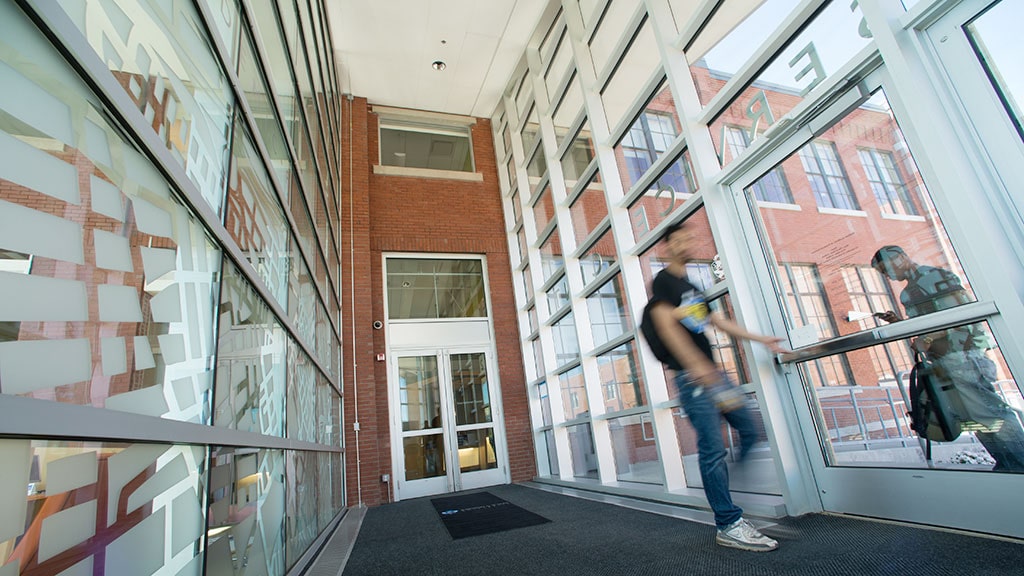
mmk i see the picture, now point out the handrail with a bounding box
[777,301,998,364]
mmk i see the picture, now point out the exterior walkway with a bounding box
[335,483,1022,575]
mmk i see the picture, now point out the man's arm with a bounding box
[651,301,719,386]
[707,311,788,354]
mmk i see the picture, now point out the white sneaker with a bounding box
[715,518,779,552]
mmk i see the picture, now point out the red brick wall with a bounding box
[340,98,535,506]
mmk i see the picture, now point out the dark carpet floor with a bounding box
[341,483,1023,575]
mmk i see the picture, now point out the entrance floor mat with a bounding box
[431,491,550,539]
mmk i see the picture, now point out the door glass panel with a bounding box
[450,353,492,425]
[457,428,498,472]
[403,434,446,480]
[964,1,1024,141]
[751,88,977,347]
[398,356,441,432]
[801,321,1024,473]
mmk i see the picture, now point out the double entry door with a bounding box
[392,347,505,499]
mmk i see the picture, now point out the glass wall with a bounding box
[492,0,1024,533]
[0,0,344,573]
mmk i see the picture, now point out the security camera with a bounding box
[372,320,383,330]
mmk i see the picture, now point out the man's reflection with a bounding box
[871,245,1024,472]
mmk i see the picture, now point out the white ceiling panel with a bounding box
[327,0,551,118]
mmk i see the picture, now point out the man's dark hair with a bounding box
[871,245,906,269]
[661,221,685,243]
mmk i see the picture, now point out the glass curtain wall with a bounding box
[492,0,1024,515]
[0,1,344,574]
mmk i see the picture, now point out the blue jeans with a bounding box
[676,371,759,529]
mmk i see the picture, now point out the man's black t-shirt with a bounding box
[640,269,714,371]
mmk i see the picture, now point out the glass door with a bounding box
[730,63,1024,537]
[393,348,504,499]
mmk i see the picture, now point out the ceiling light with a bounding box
[432,60,446,71]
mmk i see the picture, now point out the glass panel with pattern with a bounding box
[597,340,647,412]
[208,447,287,575]
[750,88,977,348]
[386,259,486,319]
[627,150,698,243]
[2,440,208,576]
[0,5,222,418]
[227,116,293,308]
[801,324,1024,473]
[704,0,872,166]
[216,260,287,436]
[287,339,318,441]
[286,449,319,569]
[587,274,630,348]
[238,21,293,195]
[57,0,234,214]
[609,413,662,484]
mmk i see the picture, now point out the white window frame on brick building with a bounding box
[373,106,483,181]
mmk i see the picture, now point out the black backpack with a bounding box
[907,352,961,458]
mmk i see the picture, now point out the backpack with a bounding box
[907,352,961,458]
[640,301,675,367]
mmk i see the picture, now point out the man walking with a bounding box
[641,222,787,551]
[871,245,1024,471]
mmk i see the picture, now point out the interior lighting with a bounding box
[432,60,446,71]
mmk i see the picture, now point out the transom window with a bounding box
[379,119,474,172]
[386,258,486,319]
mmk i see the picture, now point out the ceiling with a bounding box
[326,0,552,119]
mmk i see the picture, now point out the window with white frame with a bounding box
[799,140,858,210]
[858,148,918,216]
[379,119,474,172]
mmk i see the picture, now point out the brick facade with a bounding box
[340,98,535,506]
